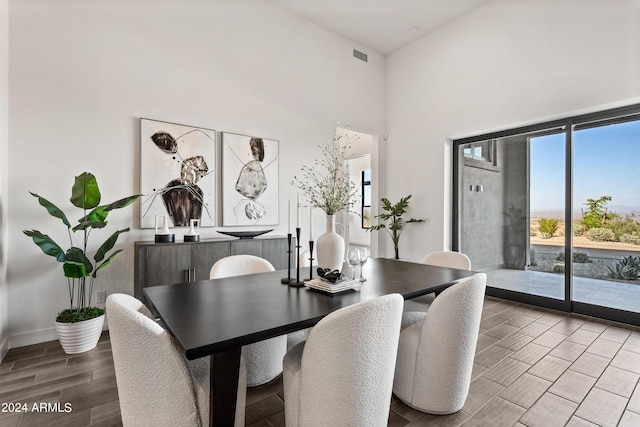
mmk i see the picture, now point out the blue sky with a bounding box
[530,120,640,214]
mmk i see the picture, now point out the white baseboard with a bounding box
[9,327,58,349]
[7,322,111,351]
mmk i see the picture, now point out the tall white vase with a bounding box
[316,214,345,271]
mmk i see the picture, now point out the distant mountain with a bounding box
[531,205,639,220]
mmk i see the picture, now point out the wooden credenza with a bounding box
[134,236,292,301]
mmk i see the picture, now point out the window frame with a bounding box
[361,169,371,229]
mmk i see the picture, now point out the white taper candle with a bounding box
[297,193,300,228]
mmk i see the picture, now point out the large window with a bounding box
[463,140,498,170]
[453,104,640,326]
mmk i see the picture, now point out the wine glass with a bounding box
[348,248,359,280]
[357,248,368,282]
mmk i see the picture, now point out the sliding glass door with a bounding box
[454,104,640,324]
[571,118,640,314]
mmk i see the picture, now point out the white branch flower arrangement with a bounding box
[292,134,358,216]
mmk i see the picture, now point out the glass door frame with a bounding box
[452,103,640,326]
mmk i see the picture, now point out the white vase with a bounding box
[316,214,345,271]
[55,314,105,354]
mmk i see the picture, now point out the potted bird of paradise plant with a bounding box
[23,172,139,354]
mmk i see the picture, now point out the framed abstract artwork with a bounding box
[140,118,216,228]
[221,132,279,226]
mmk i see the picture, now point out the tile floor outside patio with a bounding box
[487,268,640,313]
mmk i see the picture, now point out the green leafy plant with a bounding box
[586,227,615,242]
[619,233,640,245]
[608,256,640,280]
[573,252,592,263]
[368,195,424,259]
[538,218,558,239]
[552,263,565,273]
[607,214,640,241]
[556,251,591,263]
[529,247,538,267]
[581,195,617,232]
[23,172,139,323]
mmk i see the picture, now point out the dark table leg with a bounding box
[210,346,242,426]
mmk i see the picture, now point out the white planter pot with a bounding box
[55,314,105,354]
[316,215,345,271]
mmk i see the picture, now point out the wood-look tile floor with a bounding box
[2,296,640,426]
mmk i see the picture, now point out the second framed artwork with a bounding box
[221,132,279,226]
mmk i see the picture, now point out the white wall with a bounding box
[7,0,385,347]
[385,0,640,261]
[0,0,9,359]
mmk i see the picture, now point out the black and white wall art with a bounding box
[140,118,216,228]
[222,132,279,226]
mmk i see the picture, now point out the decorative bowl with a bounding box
[217,229,274,239]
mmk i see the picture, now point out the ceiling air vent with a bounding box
[353,49,368,62]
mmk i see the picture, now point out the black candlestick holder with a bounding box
[281,233,293,284]
[289,227,305,287]
[305,240,314,281]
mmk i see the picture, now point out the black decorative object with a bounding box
[305,240,315,281]
[155,234,175,243]
[217,229,274,239]
[281,233,293,284]
[289,227,305,287]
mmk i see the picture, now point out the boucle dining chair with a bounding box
[107,293,247,427]
[402,250,473,328]
[420,250,472,270]
[393,273,487,415]
[283,293,404,427]
[209,254,288,386]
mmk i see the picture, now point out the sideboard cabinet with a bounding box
[134,236,291,301]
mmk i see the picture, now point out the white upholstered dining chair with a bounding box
[283,293,404,427]
[419,250,472,270]
[107,293,247,427]
[209,254,288,386]
[393,273,487,415]
[402,250,472,326]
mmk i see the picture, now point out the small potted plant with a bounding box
[369,195,425,260]
[23,172,139,354]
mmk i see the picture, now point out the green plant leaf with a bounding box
[405,218,425,224]
[23,230,65,262]
[28,192,71,228]
[63,247,92,278]
[63,261,88,278]
[103,195,140,211]
[70,172,101,210]
[72,220,107,232]
[94,249,123,277]
[94,228,129,263]
[81,205,109,224]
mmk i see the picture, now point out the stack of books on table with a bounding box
[304,277,360,295]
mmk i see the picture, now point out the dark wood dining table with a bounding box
[143,257,476,426]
